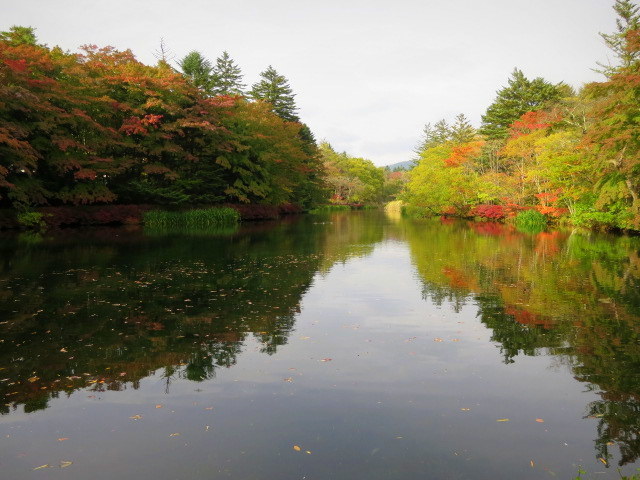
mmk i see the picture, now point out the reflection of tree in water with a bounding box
[405,219,640,465]
[0,213,387,416]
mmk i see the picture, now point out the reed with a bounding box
[143,207,240,228]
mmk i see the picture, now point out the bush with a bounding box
[515,209,547,232]
[17,211,46,230]
[469,204,506,220]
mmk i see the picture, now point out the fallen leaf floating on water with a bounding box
[320,358,332,362]
[169,433,180,437]
[599,458,608,466]
[60,461,73,468]
[306,450,312,454]
[535,418,544,423]
[155,404,163,409]
[530,460,535,467]
[57,437,69,442]
[433,338,443,342]
[204,407,214,410]
[33,464,51,470]
[293,445,301,451]
[129,415,142,420]
[60,348,67,353]
[284,377,293,383]
[27,376,39,383]
[497,418,510,422]
[460,408,470,411]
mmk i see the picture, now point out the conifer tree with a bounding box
[211,51,246,96]
[598,0,640,75]
[250,66,299,122]
[450,114,476,143]
[178,51,213,94]
[480,69,562,139]
[0,26,37,46]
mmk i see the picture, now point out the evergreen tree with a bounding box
[0,26,37,46]
[179,51,213,94]
[480,68,562,139]
[211,51,246,96]
[414,120,453,157]
[432,119,452,145]
[598,0,640,75]
[250,66,299,122]
[450,113,476,143]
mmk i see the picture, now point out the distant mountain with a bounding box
[384,160,415,171]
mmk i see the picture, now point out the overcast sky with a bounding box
[4,0,618,166]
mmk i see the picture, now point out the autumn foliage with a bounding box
[0,35,326,218]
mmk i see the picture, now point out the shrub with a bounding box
[17,211,47,230]
[515,209,547,231]
[469,204,506,220]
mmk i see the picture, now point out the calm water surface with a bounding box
[1,212,639,479]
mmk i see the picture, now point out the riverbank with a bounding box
[0,203,304,230]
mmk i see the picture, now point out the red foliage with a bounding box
[119,117,148,136]
[468,221,512,236]
[468,204,506,219]
[505,306,555,330]
[73,169,98,181]
[3,58,27,72]
[509,111,554,138]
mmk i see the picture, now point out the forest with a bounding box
[403,0,640,232]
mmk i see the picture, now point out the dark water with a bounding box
[1,212,639,479]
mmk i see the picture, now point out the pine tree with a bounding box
[414,120,452,157]
[178,51,213,94]
[480,68,562,139]
[450,114,476,143]
[0,26,37,46]
[598,0,640,75]
[211,51,246,96]
[250,66,299,122]
[432,119,452,145]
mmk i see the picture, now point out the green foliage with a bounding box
[179,51,213,93]
[0,25,37,46]
[250,66,299,122]
[143,207,240,229]
[480,68,563,139]
[320,142,385,204]
[514,209,547,231]
[16,211,46,230]
[450,113,476,143]
[211,51,245,96]
[308,204,351,213]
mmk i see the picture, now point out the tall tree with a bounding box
[210,51,245,96]
[450,113,476,144]
[0,26,37,46]
[598,0,640,75]
[480,69,563,139]
[179,51,212,93]
[250,66,299,122]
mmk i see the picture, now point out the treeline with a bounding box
[404,0,640,231]
[0,27,326,215]
[319,141,406,205]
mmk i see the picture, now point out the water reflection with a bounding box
[0,213,639,475]
[405,218,640,466]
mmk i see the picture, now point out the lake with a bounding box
[1,211,639,479]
